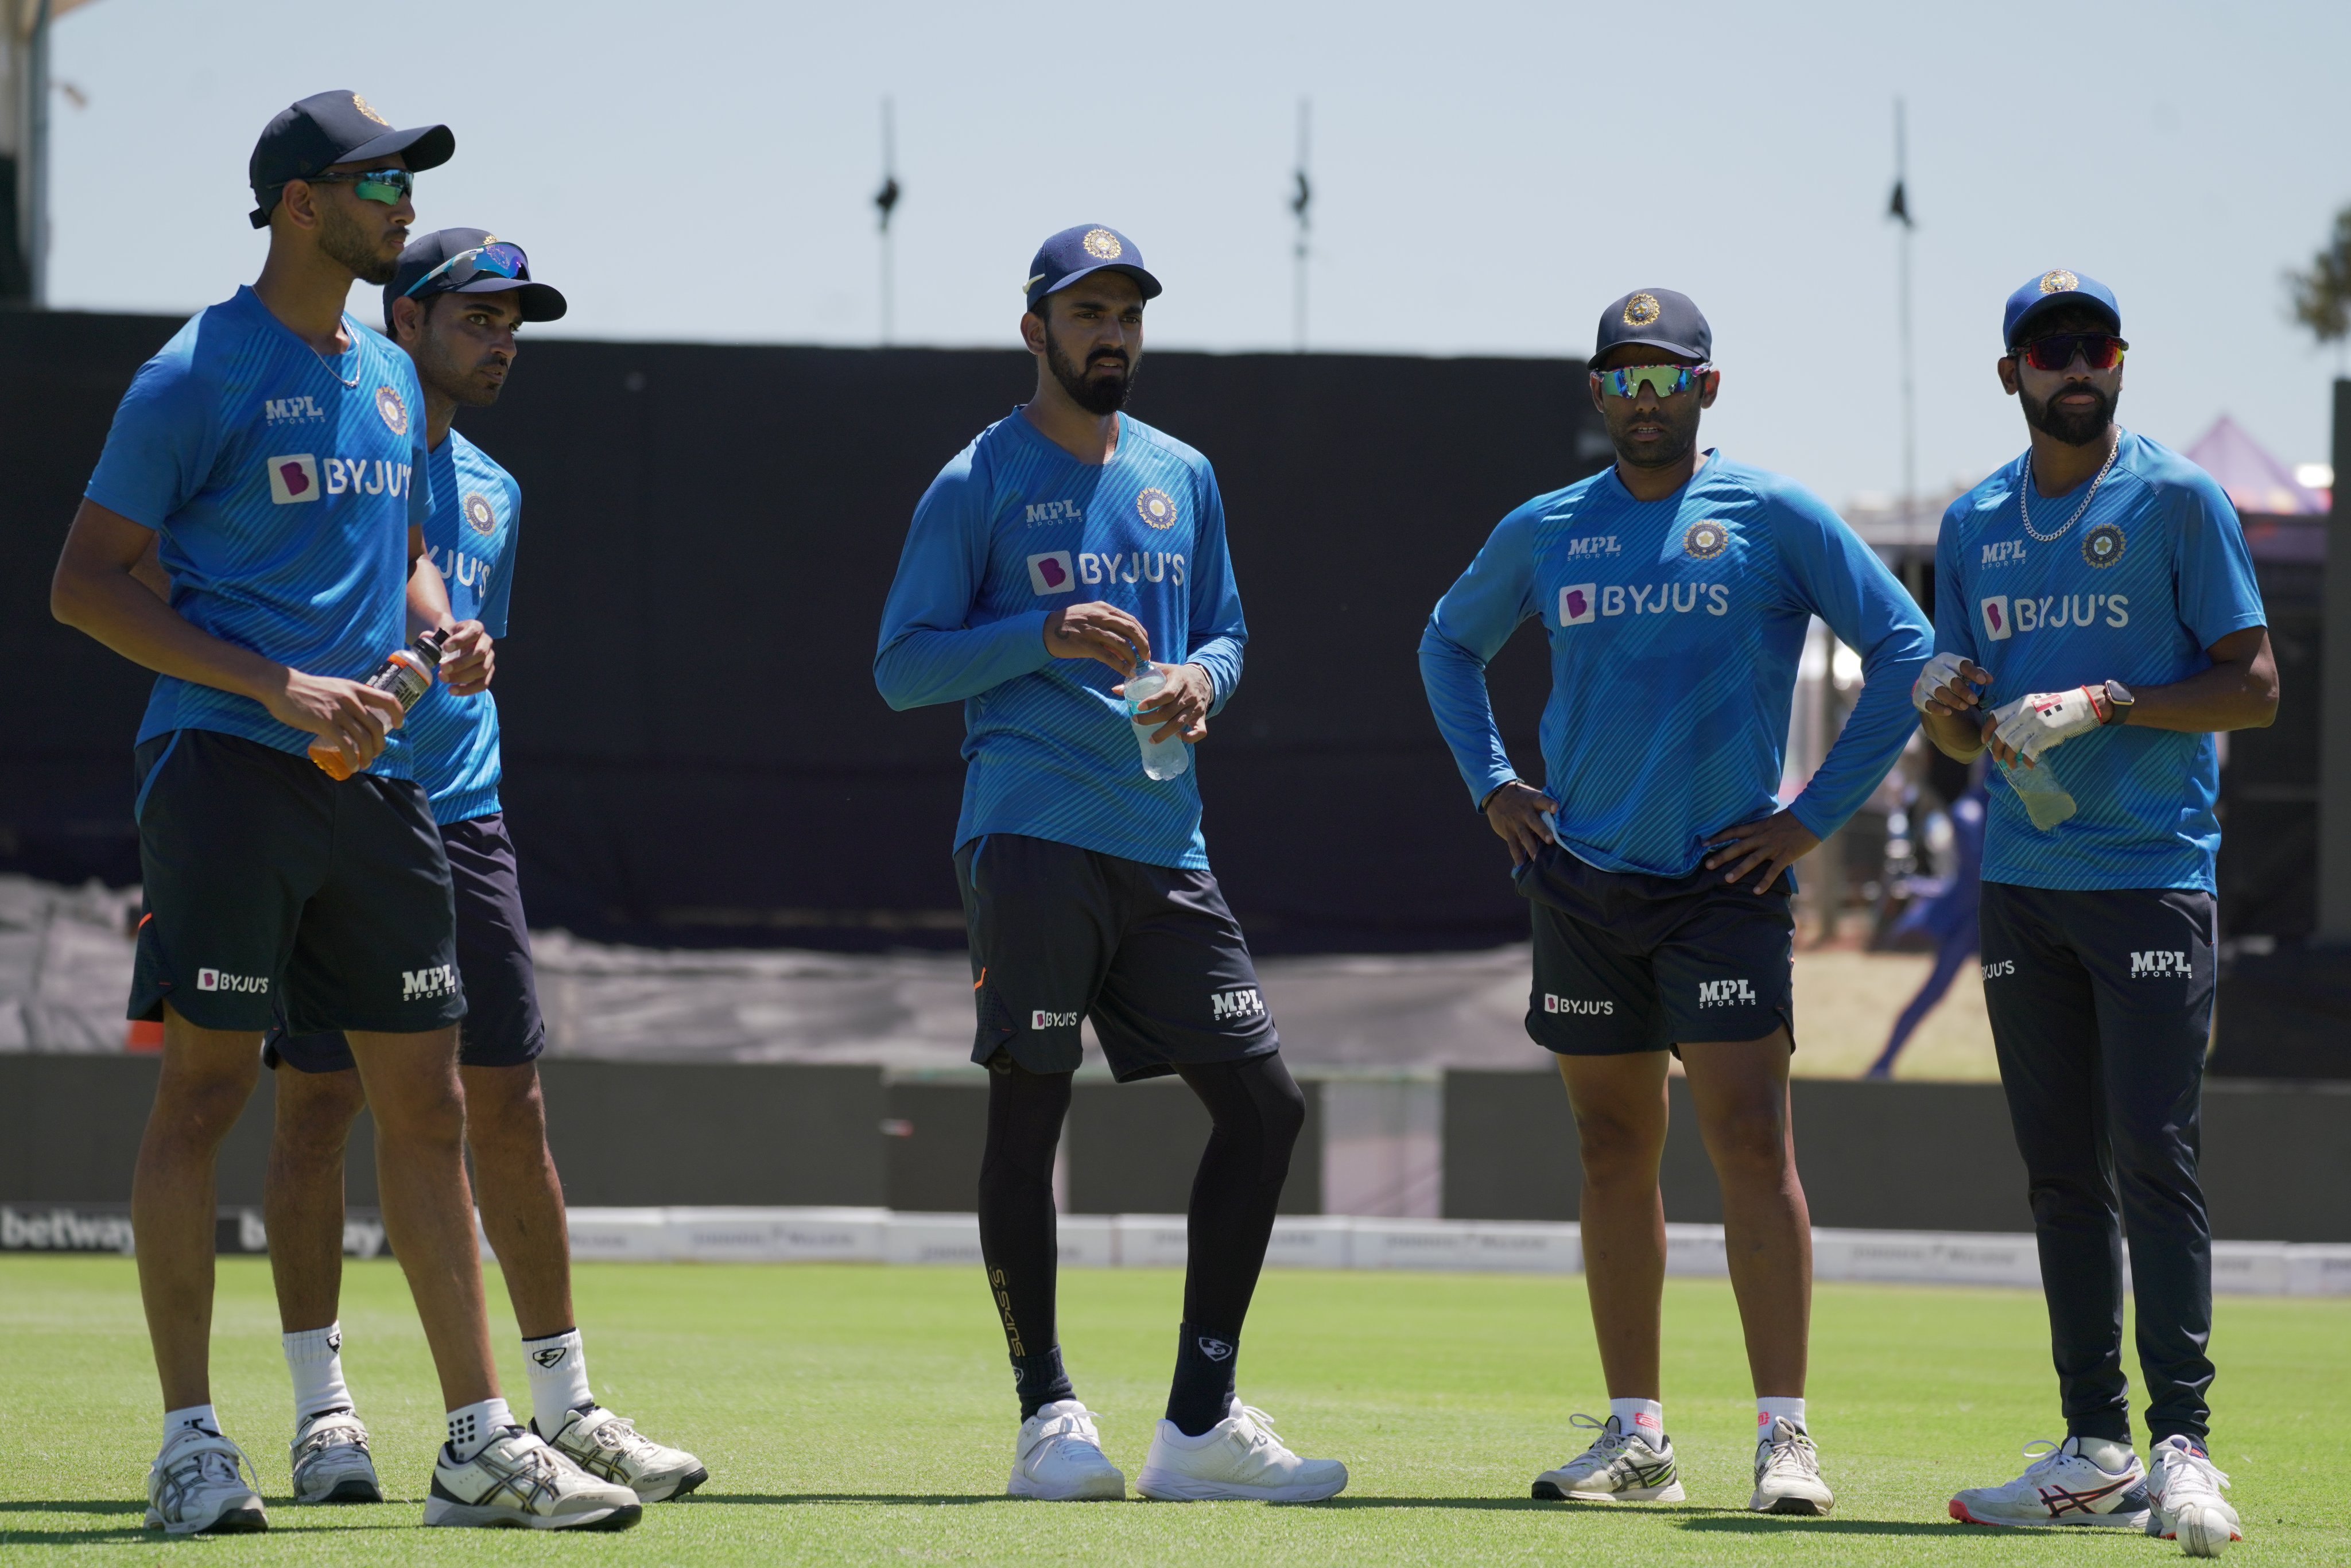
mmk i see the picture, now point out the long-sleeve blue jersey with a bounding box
[875,410,1246,870]
[1419,452,1931,878]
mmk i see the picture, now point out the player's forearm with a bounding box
[406,552,455,635]
[53,559,289,703]
[1920,706,1988,762]
[873,612,1053,710]
[1790,659,1930,840]
[1418,624,1516,809]
[2112,637,2279,735]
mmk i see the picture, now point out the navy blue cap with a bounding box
[2003,269,2120,349]
[1594,288,1711,363]
[1024,224,1162,313]
[384,229,567,332]
[249,90,453,230]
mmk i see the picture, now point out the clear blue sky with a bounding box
[45,0,2351,509]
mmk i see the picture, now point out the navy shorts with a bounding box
[957,833,1278,1083]
[265,813,545,1074]
[1515,842,1795,1055]
[129,729,464,1035]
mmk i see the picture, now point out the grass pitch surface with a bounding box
[2,1256,2343,1563]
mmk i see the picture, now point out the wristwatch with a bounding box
[2099,680,2134,725]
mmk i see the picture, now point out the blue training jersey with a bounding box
[874,410,1247,870]
[1421,451,1932,878]
[1933,429,2265,892]
[84,286,430,776]
[402,429,521,825]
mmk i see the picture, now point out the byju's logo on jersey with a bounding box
[1210,988,1266,1023]
[401,964,458,1002]
[195,967,269,995]
[1543,993,1615,1015]
[462,492,496,535]
[1696,977,1757,1008]
[263,394,326,426]
[374,385,409,435]
[2129,950,2191,979]
[1563,582,1733,623]
[267,453,321,504]
[1981,593,2128,642]
[1026,551,1076,595]
[1981,540,2028,568]
[1559,584,1596,626]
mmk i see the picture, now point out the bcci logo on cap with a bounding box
[351,93,390,127]
[463,492,496,535]
[1135,487,1177,530]
[2039,269,2080,295]
[1683,520,1729,560]
[2082,522,2125,568]
[1622,293,1662,327]
[1083,228,1123,259]
[374,386,408,435]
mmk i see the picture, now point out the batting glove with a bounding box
[1911,651,1974,713]
[1991,686,2102,762]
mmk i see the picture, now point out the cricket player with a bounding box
[875,225,1347,1503]
[1925,271,2272,1556]
[49,94,638,1532]
[1419,288,1930,1515]
[256,230,704,1509]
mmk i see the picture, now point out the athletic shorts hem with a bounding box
[1526,1006,1795,1058]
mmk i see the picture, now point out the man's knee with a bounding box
[1696,1099,1791,1187]
[460,1064,550,1163]
[1572,1106,1666,1186]
[356,1037,468,1147]
[273,1066,367,1149]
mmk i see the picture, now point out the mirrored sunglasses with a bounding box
[2016,333,2127,372]
[301,167,414,207]
[1593,363,1712,399]
[402,242,530,300]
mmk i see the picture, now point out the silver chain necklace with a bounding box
[2018,429,2119,544]
[305,315,362,388]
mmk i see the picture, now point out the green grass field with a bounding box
[2,1256,2344,1563]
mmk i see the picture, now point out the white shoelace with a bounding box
[2160,1443,2231,1499]
[1556,1412,1631,1470]
[1758,1419,1820,1479]
[156,1434,259,1510]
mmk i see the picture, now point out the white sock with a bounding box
[522,1328,593,1427]
[2069,1434,2135,1472]
[284,1321,352,1423]
[446,1396,515,1462]
[1609,1398,1666,1447]
[163,1403,219,1446]
[1758,1395,1807,1437]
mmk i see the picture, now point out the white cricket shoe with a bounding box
[1749,1416,1834,1515]
[1532,1412,1685,1501]
[536,1404,708,1503]
[2146,1435,2241,1557]
[423,1426,642,1530]
[1948,1435,2151,1528]
[1135,1403,1347,1503]
[145,1426,267,1535]
[289,1408,383,1504]
[1006,1400,1126,1500]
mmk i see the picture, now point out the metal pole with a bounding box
[1292,98,1310,354]
[876,97,897,347]
[2319,377,2351,940]
[26,0,51,306]
[1896,98,1915,535]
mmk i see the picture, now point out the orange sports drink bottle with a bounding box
[308,628,449,781]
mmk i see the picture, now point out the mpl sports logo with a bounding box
[1981,540,2028,568]
[1564,534,1621,559]
[1030,1008,1081,1029]
[1542,993,1615,1016]
[2129,950,2191,979]
[1696,977,1758,1008]
[1210,987,1266,1024]
[1027,551,1075,595]
[196,967,269,995]
[1979,592,2129,641]
[401,964,458,1002]
[1025,500,1084,526]
[263,394,327,426]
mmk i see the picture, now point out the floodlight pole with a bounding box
[1895,98,1915,536]
[875,98,899,347]
[1291,97,1310,354]
[2320,378,2351,940]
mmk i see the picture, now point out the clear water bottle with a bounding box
[1123,665,1191,781]
[1999,752,2077,830]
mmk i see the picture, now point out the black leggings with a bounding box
[976,1051,1306,1420]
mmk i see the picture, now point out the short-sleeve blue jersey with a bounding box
[874,410,1247,870]
[1933,430,2265,892]
[401,429,521,824]
[1421,452,1932,878]
[84,286,430,777]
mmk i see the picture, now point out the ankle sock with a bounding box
[1165,1322,1239,1438]
[2070,1434,2136,1473]
[521,1327,592,1426]
[1758,1395,1807,1437]
[284,1321,352,1424]
[1609,1397,1665,1447]
[163,1403,219,1446]
[445,1396,514,1462]
[1012,1345,1074,1421]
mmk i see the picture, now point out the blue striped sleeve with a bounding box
[1181,464,1246,712]
[874,454,1053,711]
[84,343,218,530]
[1418,506,1541,810]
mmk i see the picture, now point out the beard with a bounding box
[410,315,502,409]
[1606,401,1702,471]
[1045,323,1135,416]
[2020,381,2117,447]
[317,199,399,285]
